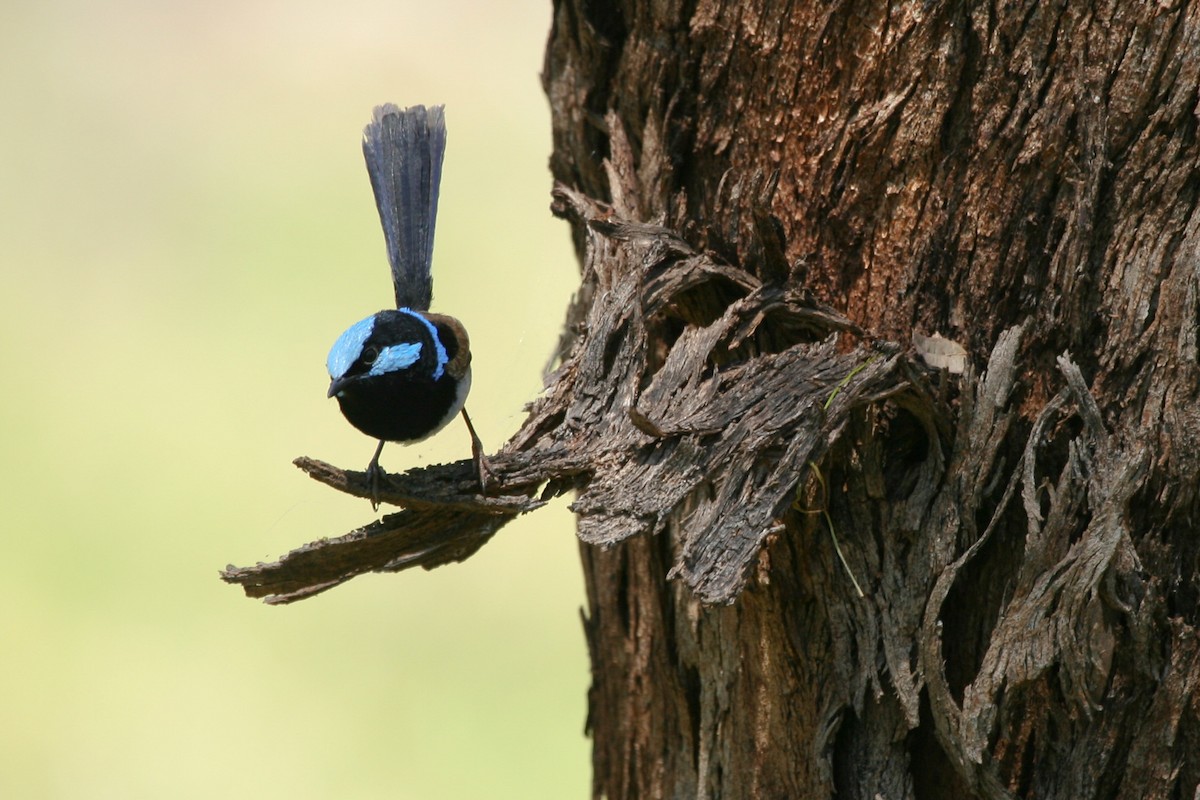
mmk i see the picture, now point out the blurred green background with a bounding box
[0,1,588,797]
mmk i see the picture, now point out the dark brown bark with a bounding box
[543,1,1200,798]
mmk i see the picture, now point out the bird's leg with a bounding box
[365,439,387,510]
[460,407,491,494]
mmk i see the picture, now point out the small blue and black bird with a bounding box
[325,104,486,505]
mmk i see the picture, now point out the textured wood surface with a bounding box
[540,1,1200,798]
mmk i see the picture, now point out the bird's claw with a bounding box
[461,407,492,496]
[365,440,387,510]
[365,460,386,510]
[473,449,493,496]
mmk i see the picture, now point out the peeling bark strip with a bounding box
[915,332,1165,797]
[223,186,936,604]
[222,459,536,604]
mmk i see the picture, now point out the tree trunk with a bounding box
[543,1,1200,798]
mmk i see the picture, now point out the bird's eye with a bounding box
[361,346,379,365]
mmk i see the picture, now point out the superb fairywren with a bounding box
[326,104,486,505]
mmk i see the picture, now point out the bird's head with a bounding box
[326,308,469,398]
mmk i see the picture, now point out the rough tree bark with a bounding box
[224,1,1200,797]
[542,1,1200,798]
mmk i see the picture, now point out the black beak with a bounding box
[328,375,352,398]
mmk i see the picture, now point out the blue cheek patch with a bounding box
[368,341,423,376]
[327,315,377,379]
[397,307,449,380]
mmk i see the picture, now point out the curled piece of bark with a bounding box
[221,459,544,604]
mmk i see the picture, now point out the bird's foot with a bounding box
[365,461,386,510]
[473,449,493,496]
[461,407,492,496]
[365,440,387,510]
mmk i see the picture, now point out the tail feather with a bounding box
[362,104,446,311]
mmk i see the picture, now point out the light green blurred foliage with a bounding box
[0,1,587,797]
